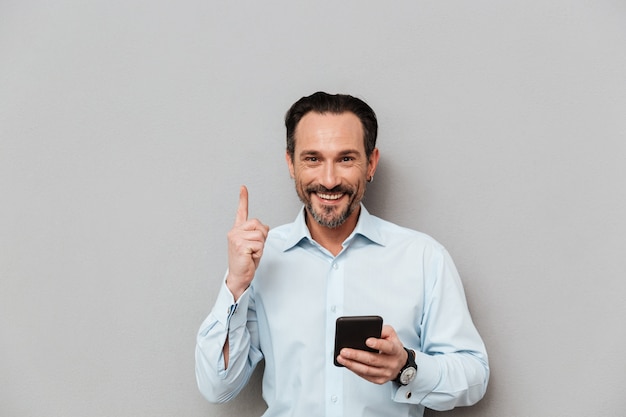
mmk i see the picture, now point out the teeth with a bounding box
[317,192,343,200]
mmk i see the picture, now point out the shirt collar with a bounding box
[283,204,385,252]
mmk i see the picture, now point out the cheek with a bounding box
[350,171,368,188]
[294,168,317,184]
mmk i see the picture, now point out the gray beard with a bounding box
[307,203,354,229]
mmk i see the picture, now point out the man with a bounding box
[196,92,489,417]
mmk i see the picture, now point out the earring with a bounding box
[367,175,374,183]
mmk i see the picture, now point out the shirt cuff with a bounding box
[211,277,251,330]
[392,350,441,404]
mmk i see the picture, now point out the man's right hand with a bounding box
[226,185,269,300]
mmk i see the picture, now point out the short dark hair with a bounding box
[285,92,378,160]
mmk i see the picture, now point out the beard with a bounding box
[296,184,362,229]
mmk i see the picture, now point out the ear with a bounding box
[367,148,380,180]
[286,151,295,179]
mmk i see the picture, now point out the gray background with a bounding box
[1,1,625,416]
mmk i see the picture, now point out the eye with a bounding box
[305,156,318,162]
[341,156,354,162]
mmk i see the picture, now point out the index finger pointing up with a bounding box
[234,185,249,226]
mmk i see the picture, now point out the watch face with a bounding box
[400,367,417,385]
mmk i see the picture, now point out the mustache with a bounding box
[305,185,354,195]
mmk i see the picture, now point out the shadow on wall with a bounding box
[362,160,393,218]
[362,160,424,226]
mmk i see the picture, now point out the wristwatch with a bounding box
[394,347,417,385]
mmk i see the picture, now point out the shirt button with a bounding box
[331,305,337,313]
[332,262,338,270]
[331,395,338,403]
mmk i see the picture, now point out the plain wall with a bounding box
[1,1,625,416]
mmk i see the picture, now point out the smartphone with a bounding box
[333,315,383,367]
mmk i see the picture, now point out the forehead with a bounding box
[294,112,365,153]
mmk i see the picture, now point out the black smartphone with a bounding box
[333,315,383,367]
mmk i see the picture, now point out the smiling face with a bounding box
[286,111,379,232]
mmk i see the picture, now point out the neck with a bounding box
[306,206,361,257]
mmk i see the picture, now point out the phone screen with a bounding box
[333,315,383,367]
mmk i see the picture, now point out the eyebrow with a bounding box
[299,149,362,158]
[337,149,362,157]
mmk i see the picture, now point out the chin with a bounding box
[310,203,357,229]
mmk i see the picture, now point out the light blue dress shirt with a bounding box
[196,205,489,417]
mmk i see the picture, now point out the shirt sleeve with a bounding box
[195,277,263,403]
[392,246,490,410]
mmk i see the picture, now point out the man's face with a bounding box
[286,111,379,229]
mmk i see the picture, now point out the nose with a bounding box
[320,162,341,190]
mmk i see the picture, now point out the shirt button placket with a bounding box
[325,258,344,417]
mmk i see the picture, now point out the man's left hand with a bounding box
[336,325,408,385]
